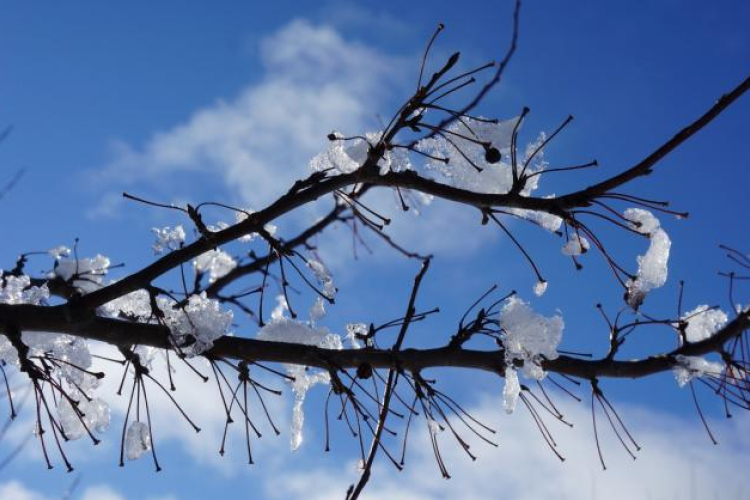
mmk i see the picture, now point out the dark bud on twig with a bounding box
[327,133,338,141]
[356,363,373,380]
[445,51,461,72]
[484,146,501,164]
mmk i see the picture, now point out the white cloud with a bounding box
[79,484,176,500]
[262,394,750,500]
[91,19,404,217]
[87,343,290,474]
[0,481,48,500]
[88,18,503,263]
[0,482,175,500]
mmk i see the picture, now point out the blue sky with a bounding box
[2,1,750,499]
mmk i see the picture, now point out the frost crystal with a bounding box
[0,275,49,305]
[533,280,548,297]
[311,131,411,176]
[417,117,519,194]
[151,225,186,254]
[125,421,152,460]
[623,209,671,307]
[417,117,563,232]
[194,249,237,283]
[500,297,563,380]
[345,323,368,348]
[681,305,728,343]
[234,209,278,243]
[503,367,521,414]
[53,254,111,294]
[257,316,344,450]
[309,297,326,324]
[561,234,590,256]
[673,355,724,387]
[306,258,336,299]
[101,288,152,320]
[48,246,71,259]
[169,292,233,356]
[58,396,110,440]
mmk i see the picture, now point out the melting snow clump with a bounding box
[673,355,723,387]
[257,308,344,450]
[623,208,671,308]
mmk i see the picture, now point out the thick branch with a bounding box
[1,303,746,381]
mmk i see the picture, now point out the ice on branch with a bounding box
[345,323,367,349]
[125,421,152,460]
[100,288,152,320]
[681,305,728,343]
[151,225,186,254]
[311,131,412,176]
[0,274,49,306]
[0,326,111,438]
[309,297,326,324]
[500,297,563,382]
[534,280,548,297]
[257,308,344,450]
[47,246,71,259]
[0,275,50,364]
[169,292,233,356]
[53,254,111,294]
[306,257,336,299]
[673,355,724,387]
[234,209,278,243]
[623,208,671,308]
[417,117,539,192]
[503,366,521,414]
[417,117,563,232]
[58,396,110,440]
[562,233,590,256]
[194,249,237,283]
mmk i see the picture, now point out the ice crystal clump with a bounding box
[673,355,724,387]
[681,305,728,343]
[417,117,517,193]
[533,280,548,297]
[194,249,237,283]
[169,292,233,356]
[0,275,50,364]
[503,366,521,414]
[345,323,367,348]
[417,117,563,232]
[234,209,278,243]
[310,131,412,176]
[257,312,344,450]
[58,396,110,440]
[307,258,336,299]
[623,208,671,308]
[53,254,111,294]
[561,233,590,256]
[125,421,152,460]
[309,297,326,324]
[0,274,49,305]
[500,297,563,384]
[100,288,152,320]
[151,225,186,254]
[5,329,112,439]
[48,246,71,259]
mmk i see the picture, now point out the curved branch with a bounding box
[1,303,746,382]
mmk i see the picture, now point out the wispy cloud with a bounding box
[0,481,175,500]
[262,395,750,500]
[90,19,404,218]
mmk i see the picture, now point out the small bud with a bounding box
[356,363,373,380]
[327,133,338,141]
[484,146,501,164]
